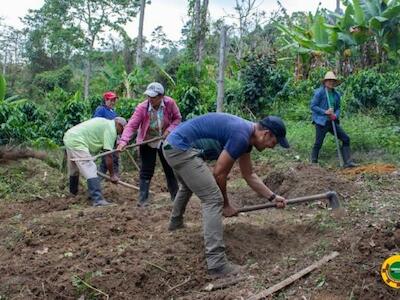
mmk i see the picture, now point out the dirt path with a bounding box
[1,159,400,299]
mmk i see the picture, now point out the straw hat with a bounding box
[322,71,340,85]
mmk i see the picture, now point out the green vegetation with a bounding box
[0,0,399,164]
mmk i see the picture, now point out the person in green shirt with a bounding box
[63,117,127,206]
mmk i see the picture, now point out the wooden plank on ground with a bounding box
[248,251,339,300]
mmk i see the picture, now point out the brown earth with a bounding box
[339,163,397,176]
[1,159,400,299]
[0,147,47,162]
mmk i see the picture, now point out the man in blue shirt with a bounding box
[310,71,356,167]
[162,113,289,278]
[93,91,120,176]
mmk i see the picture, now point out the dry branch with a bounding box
[248,251,339,300]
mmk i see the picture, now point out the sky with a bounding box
[1,0,337,41]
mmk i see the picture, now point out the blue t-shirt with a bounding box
[167,113,254,160]
[93,105,118,120]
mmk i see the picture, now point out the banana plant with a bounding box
[0,74,5,101]
[278,0,400,72]
[335,0,400,60]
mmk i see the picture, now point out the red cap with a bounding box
[103,91,118,101]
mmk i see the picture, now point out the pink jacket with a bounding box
[119,96,182,146]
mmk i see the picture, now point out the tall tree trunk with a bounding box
[136,0,146,67]
[194,0,201,64]
[217,26,227,113]
[198,0,209,65]
[2,51,7,76]
[84,58,91,100]
[124,71,132,99]
[335,0,342,14]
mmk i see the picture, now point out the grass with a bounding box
[253,113,400,167]
[0,158,66,202]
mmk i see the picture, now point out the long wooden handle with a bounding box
[71,137,163,161]
[97,171,155,194]
[97,171,139,190]
[237,192,333,213]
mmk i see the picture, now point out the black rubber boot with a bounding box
[167,177,179,202]
[341,146,357,168]
[69,175,79,195]
[168,216,185,231]
[311,147,320,164]
[138,179,150,207]
[87,177,112,207]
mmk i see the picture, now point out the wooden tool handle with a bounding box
[237,192,333,213]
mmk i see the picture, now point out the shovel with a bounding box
[237,191,340,213]
[325,88,344,168]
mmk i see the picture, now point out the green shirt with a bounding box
[327,91,335,109]
[63,118,117,154]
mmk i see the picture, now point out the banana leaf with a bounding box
[353,0,367,26]
[0,74,5,101]
[361,0,382,19]
[338,5,356,31]
[369,16,389,30]
[382,4,400,18]
[312,14,329,44]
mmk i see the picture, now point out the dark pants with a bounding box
[99,152,119,175]
[139,144,177,185]
[311,122,350,162]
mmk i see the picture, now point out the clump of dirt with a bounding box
[340,163,397,176]
[0,147,47,163]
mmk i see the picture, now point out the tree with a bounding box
[136,0,146,67]
[217,25,228,112]
[24,0,141,99]
[232,0,258,66]
[189,0,209,64]
[0,24,25,76]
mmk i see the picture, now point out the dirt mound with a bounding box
[233,163,357,207]
[340,163,397,176]
[0,147,47,162]
[264,163,357,199]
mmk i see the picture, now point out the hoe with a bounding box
[238,191,340,213]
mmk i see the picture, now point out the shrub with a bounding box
[0,101,47,145]
[342,69,400,117]
[33,65,74,92]
[48,92,90,143]
[172,62,216,119]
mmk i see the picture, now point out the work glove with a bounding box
[329,114,337,121]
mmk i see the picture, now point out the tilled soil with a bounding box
[234,163,357,207]
[1,159,400,299]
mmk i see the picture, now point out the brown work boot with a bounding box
[208,262,244,278]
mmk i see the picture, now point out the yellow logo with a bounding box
[381,254,400,288]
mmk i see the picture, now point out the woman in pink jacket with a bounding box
[117,82,181,207]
